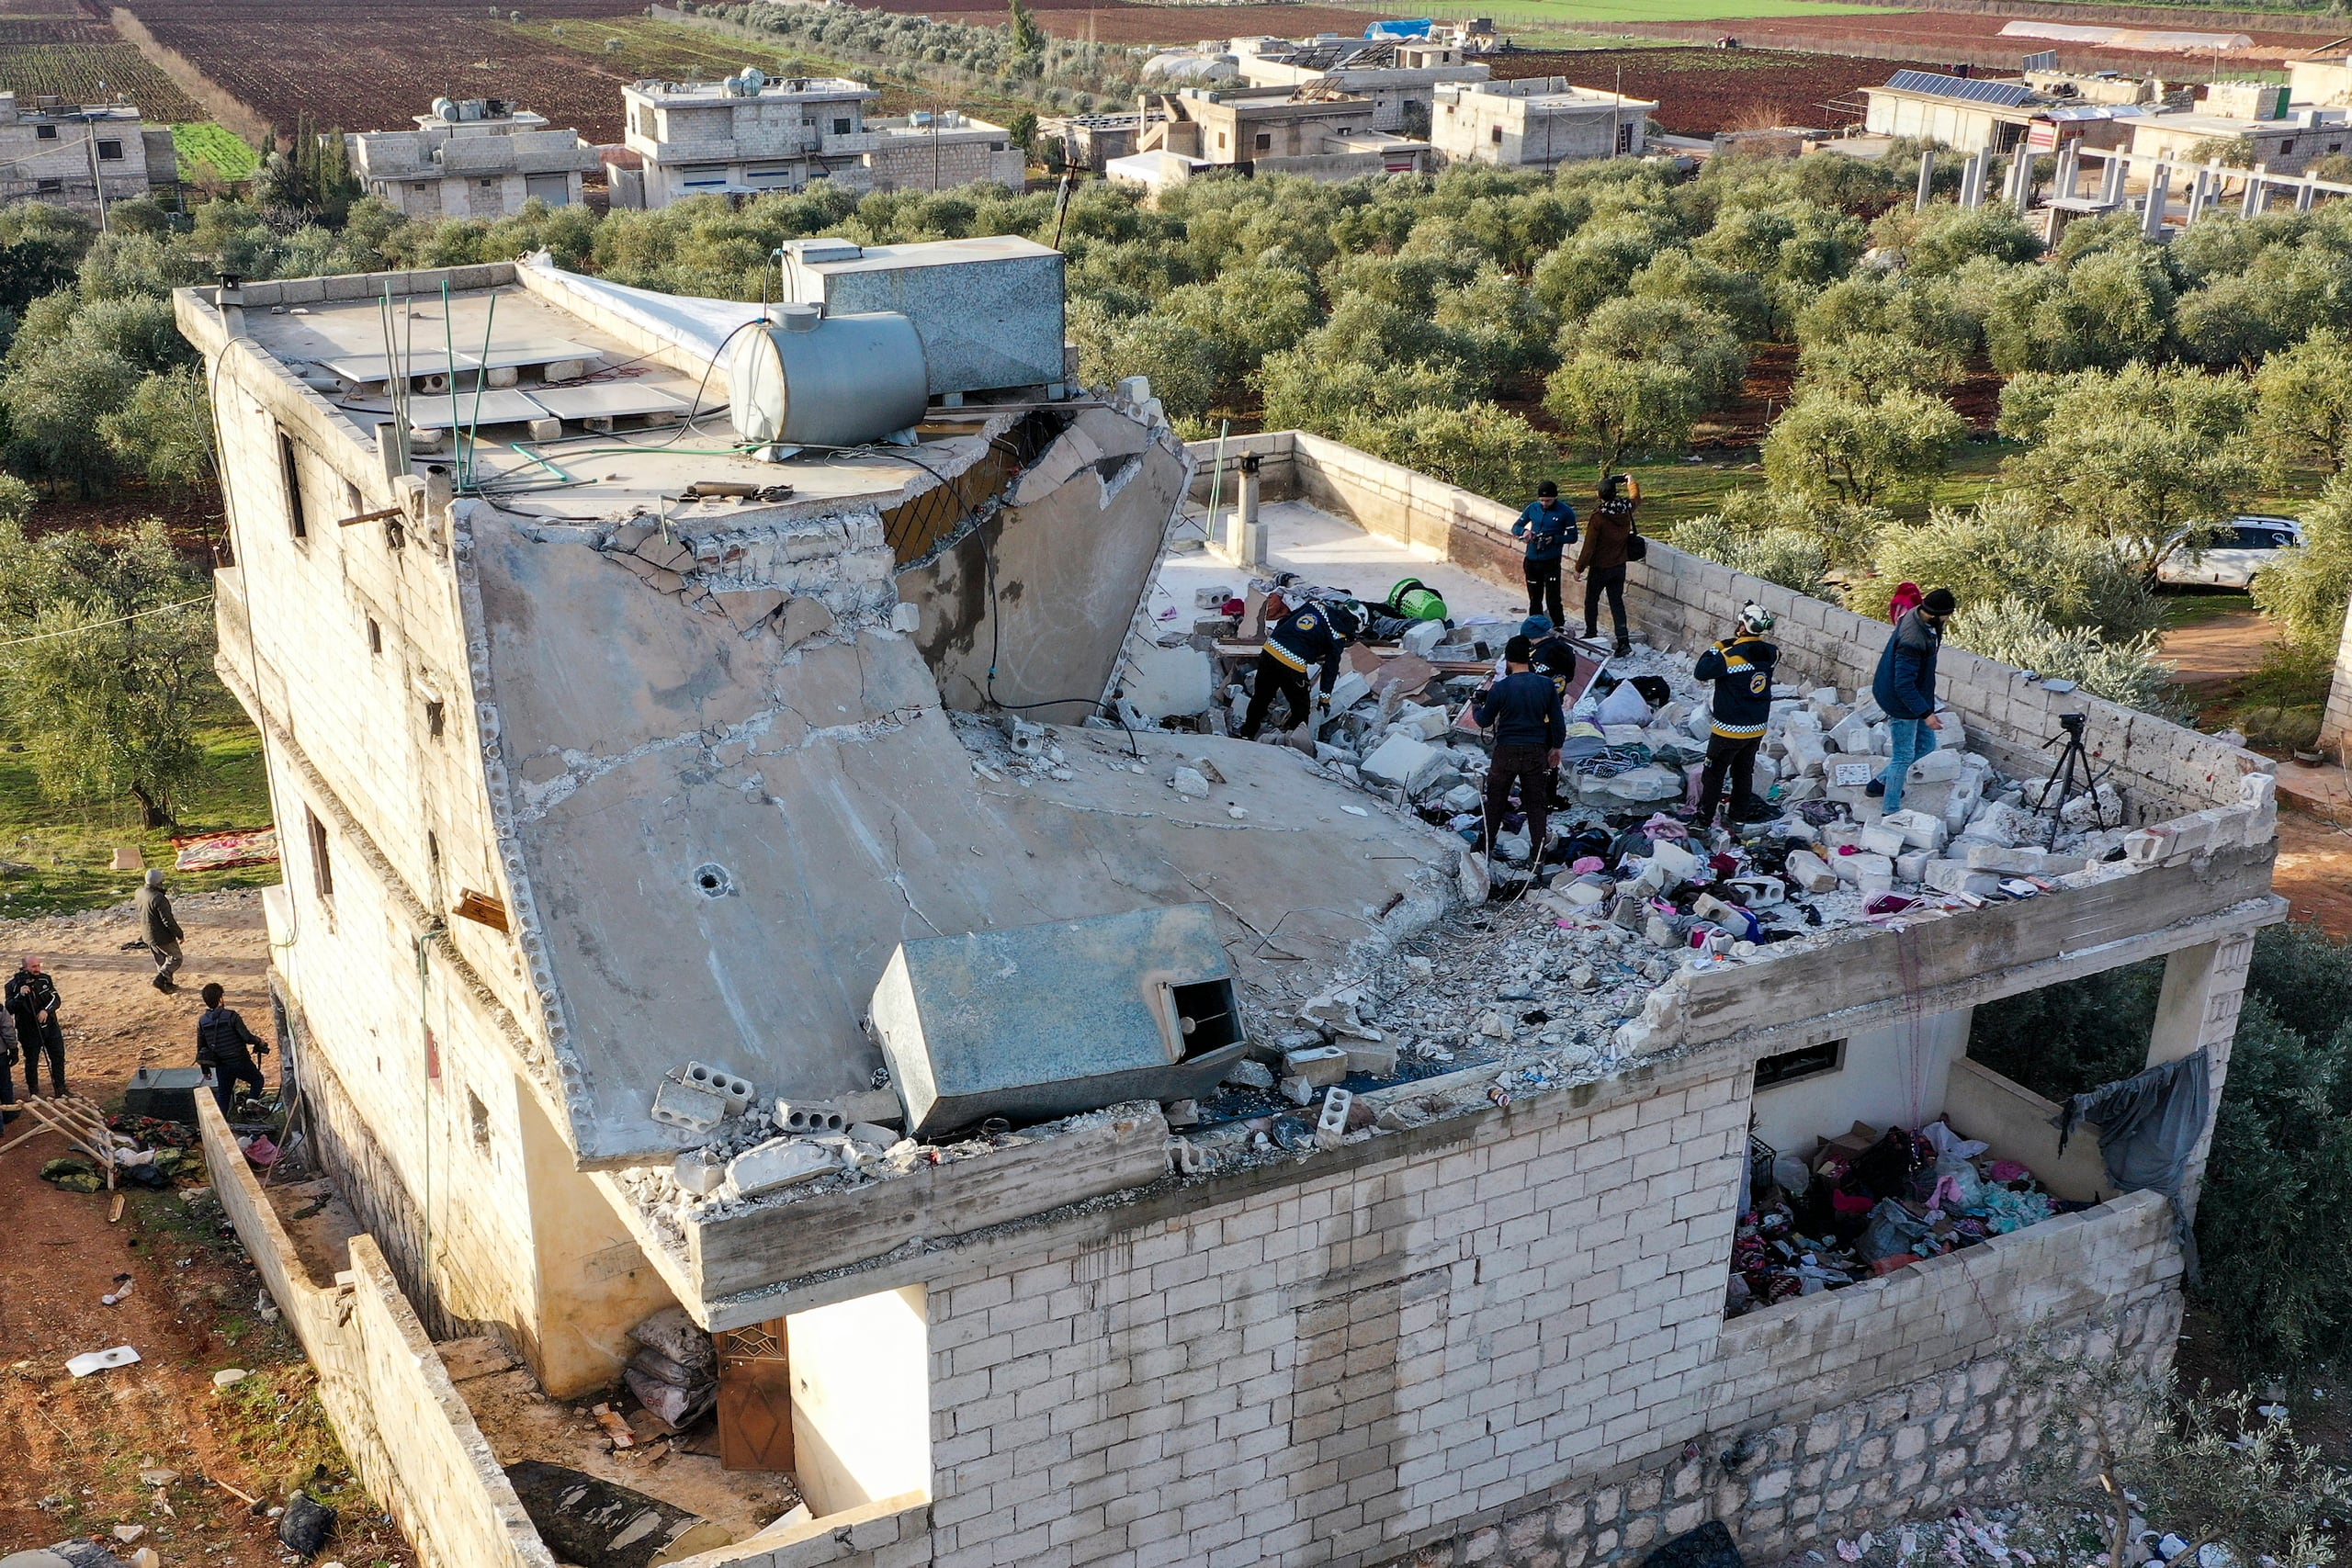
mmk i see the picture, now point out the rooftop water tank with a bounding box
[726,305,928,449]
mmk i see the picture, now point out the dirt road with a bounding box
[0,891,410,1564]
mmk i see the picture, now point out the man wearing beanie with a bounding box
[1473,635,1566,884]
[1871,586,1955,812]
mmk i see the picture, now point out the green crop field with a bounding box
[174,120,257,183]
[1345,0,1893,21]
[0,40,201,119]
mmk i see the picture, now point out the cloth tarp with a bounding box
[2053,1045,2210,1277]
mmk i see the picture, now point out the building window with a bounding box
[305,807,334,900]
[467,1089,492,1154]
[639,106,656,138]
[1491,126,1503,144]
[34,176,60,193]
[366,615,381,655]
[96,139,121,161]
[277,429,307,539]
[1217,130,1227,150]
[477,177,496,188]
[412,181,428,192]
[1754,1040,1844,1090]
[426,699,446,739]
[831,117,851,134]
[34,124,55,141]
[2281,139,2298,154]
[1254,132,1271,151]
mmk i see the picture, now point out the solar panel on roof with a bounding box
[1883,69,2034,107]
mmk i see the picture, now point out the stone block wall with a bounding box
[198,1096,557,1568]
[1183,433,2272,827]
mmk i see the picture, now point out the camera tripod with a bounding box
[2034,712,2114,850]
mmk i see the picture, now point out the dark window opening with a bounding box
[305,807,334,900]
[277,430,307,539]
[34,176,60,193]
[467,1089,492,1153]
[96,139,121,161]
[831,117,851,134]
[1754,1039,1844,1090]
[1254,132,1271,151]
[1491,125,1503,145]
[34,124,55,141]
[366,616,381,655]
[426,699,446,739]
[1170,978,1243,1059]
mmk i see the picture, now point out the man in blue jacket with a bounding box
[1239,597,1366,739]
[1512,480,1577,628]
[1870,586,1955,812]
[1692,604,1779,830]
[1474,635,1566,882]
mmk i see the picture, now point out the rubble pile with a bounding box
[1727,1119,2074,1317]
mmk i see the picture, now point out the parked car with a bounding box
[2155,515,2303,589]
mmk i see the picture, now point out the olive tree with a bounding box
[1761,387,1964,507]
[1543,353,1701,474]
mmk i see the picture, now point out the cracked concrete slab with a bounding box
[471,518,1462,1165]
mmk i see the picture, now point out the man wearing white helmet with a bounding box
[1690,603,1779,832]
[1238,596,1367,740]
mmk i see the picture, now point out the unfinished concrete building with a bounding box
[1139,85,1432,180]
[0,92,175,210]
[346,98,600,218]
[181,239,2279,1567]
[617,72,882,206]
[1231,34,1492,137]
[1430,77,1657,169]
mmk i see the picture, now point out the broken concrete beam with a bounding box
[1925,859,2001,897]
[1965,845,2088,876]
[1283,1044,1350,1089]
[726,1136,838,1199]
[1340,1038,1398,1077]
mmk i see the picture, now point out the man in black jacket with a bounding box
[6,956,62,1098]
[195,982,271,1120]
[137,868,185,992]
[1474,635,1566,881]
[1239,598,1366,740]
[1691,604,1779,831]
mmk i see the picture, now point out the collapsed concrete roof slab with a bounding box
[470,520,1465,1163]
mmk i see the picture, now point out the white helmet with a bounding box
[1737,603,1776,636]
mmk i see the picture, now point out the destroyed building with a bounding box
[181,242,2279,1567]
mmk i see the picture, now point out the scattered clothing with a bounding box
[2056,1047,2211,1276]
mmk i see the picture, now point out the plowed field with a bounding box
[1587,8,2335,73]
[1489,46,1943,135]
[0,2,202,120]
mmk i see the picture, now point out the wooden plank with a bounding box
[716,1317,794,1473]
[687,1107,1168,1303]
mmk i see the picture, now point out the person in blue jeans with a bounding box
[1511,480,1577,627]
[1869,587,1955,811]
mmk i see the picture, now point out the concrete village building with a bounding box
[179,234,2280,1567]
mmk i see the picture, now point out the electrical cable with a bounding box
[0,593,213,649]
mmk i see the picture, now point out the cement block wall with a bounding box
[1187,432,2272,826]
[193,270,675,1396]
[198,1096,558,1568]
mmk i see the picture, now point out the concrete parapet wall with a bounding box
[1189,433,2273,828]
[198,1095,557,1568]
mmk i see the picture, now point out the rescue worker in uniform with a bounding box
[1239,597,1366,740]
[1691,604,1779,831]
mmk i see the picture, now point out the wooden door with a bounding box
[716,1316,796,1473]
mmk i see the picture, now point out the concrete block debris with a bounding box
[651,1063,754,1137]
[774,1100,847,1134]
[1169,767,1212,800]
[1965,845,2086,876]
[1283,1044,1349,1088]
[1316,1088,1352,1150]
[1279,1076,1317,1106]
[1224,1059,1275,1090]
[725,1135,838,1198]
[1879,809,1948,852]
[1361,734,1442,793]
[673,1147,727,1195]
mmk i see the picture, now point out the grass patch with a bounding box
[2159,590,2256,630]
[0,709,276,918]
[173,122,260,183]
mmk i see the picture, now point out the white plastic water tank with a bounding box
[726,305,928,449]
